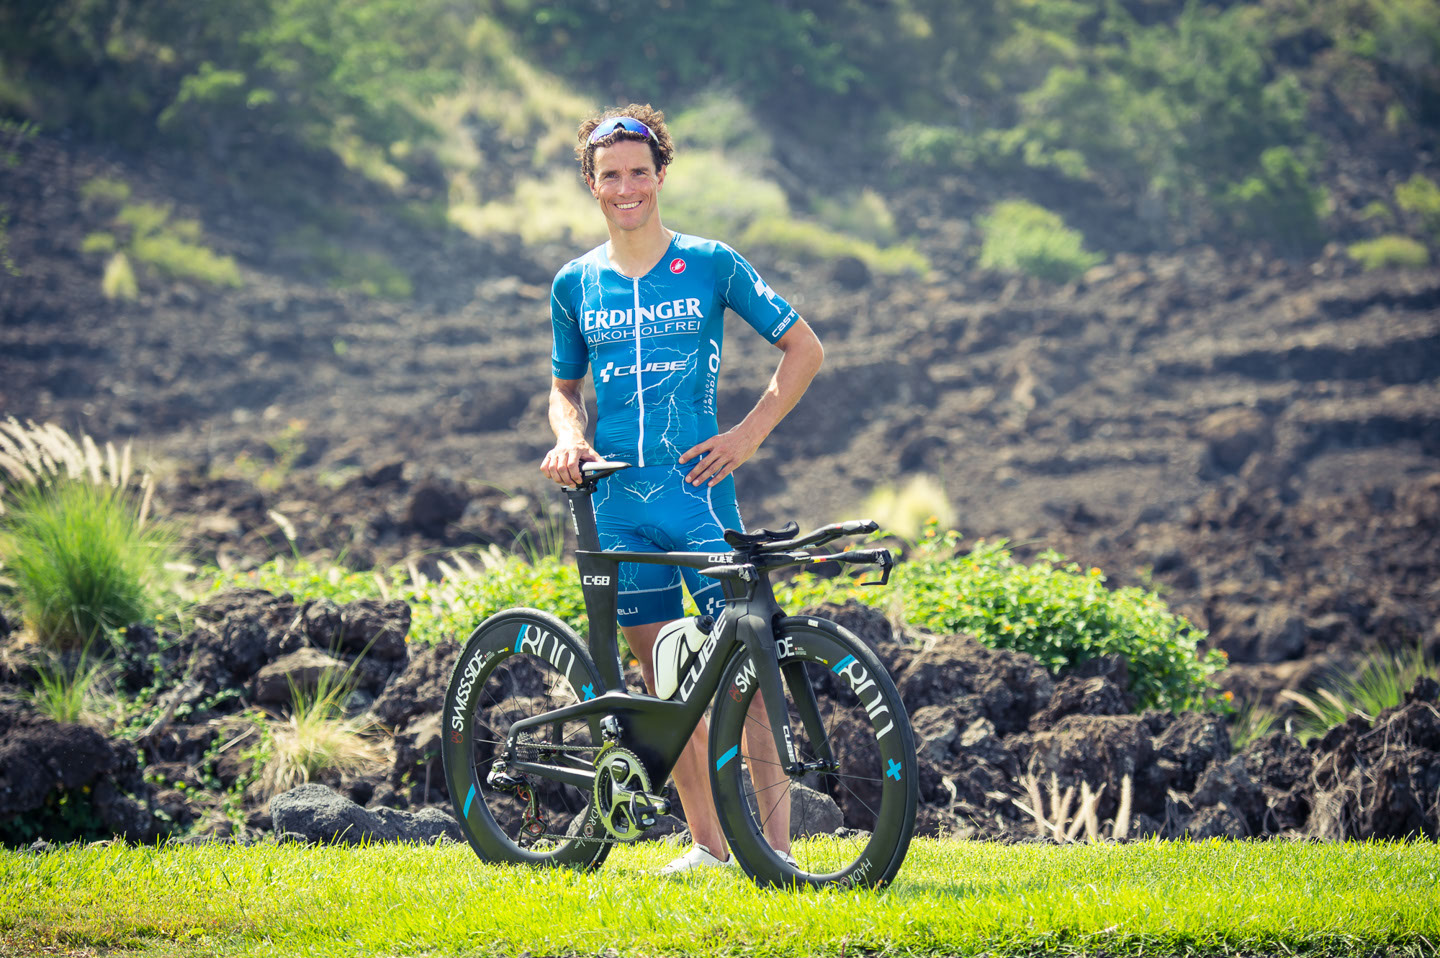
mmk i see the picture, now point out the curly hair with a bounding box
[576,103,675,184]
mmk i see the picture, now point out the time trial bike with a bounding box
[441,461,918,887]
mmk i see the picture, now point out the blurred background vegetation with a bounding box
[2,0,1437,277]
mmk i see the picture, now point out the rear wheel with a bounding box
[441,609,610,868]
[709,618,917,888]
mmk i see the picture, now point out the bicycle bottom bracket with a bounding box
[592,745,653,840]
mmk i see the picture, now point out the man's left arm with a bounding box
[680,319,824,487]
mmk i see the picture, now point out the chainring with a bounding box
[591,745,653,841]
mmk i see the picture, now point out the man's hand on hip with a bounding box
[679,427,762,487]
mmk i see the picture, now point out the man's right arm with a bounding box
[540,377,597,486]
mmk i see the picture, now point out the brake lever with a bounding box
[864,549,894,587]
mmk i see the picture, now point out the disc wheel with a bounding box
[442,609,610,868]
[708,618,918,888]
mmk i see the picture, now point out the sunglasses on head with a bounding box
[588,116,654,144]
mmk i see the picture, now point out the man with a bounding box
[540,104,824,874]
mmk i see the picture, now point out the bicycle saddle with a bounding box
[579,460,631,482]
[723,521,799,548]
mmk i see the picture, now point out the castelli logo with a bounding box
[669,258,686,274]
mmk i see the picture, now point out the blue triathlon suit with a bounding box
[551,232,799,625]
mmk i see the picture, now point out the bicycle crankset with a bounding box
[592,745,667,840]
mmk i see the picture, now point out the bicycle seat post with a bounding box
[565,461,630,691]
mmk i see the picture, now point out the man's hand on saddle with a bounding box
[679,426,763,487]
[541,440,600,486]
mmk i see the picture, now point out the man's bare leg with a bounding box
[623,621,793,858]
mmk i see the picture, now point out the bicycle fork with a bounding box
[735,612,836,776]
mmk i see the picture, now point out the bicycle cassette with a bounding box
[592,745,658,841]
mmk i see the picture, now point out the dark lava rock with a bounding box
[1309,677,1440,840]
[371,640,460,732]
[269,783,462,844]
[250,647,347,705]
[0,704,165,844]
[339,598,411,661]
[898,633,1053,734]
[797,601,914,676]
[405,480,470,536]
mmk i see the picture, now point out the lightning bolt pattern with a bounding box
[548,233,798,468]
[594,463,746,627]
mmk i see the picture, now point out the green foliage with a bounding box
[79,177,132,208]
[1342,0,1440,125]
[3,0,466,167]
[27,641,115,726]
[813,190,899,246]
[100,253,139,300]
[780,528,1223,712]
[978,200,1102,283]
[0,785,110,847]
[80,198,241,290]
[739,218,930,276]
[1219,146,1328,252]
[1228,696,1281,751]
[1346,234,1431,269]
[0,480,177,650]
[1395,173,1440,237]
[1004,1,1318,243]
[213,549,588,646]
[664,151,790,240]
[1280,645,1437,743]
[80,232,116,254]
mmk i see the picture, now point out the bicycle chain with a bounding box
[503,739,662,846]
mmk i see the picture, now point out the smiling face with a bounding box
[588,139,666,235]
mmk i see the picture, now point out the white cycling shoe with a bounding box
[658,843,737,876]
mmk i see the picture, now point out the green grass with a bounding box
[1,839,1436,956]
[1346,234,1431,271]
[0,480,178,649]
[25,641,115,726]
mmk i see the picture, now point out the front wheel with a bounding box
[709,617,918,888]
[441,608,610,869]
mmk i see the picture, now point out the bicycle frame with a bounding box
[498,473,808,802]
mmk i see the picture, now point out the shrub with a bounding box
[862,475,955,542]
[1219,146,1328,253]
[1395,173,1440,237]
[814,189,899,246]
[740,217,929,276]
[0,420,176,650]
[80,177,131,208]
[81,232,117,254]
[780,528,1224,712]
[0,481,176,650]
[117,205,241,288]
[131,224,242,287]
[665,151,790,241]
[978,200,1102,283]
[449,172,600,247]
[1346,234,1431,270]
